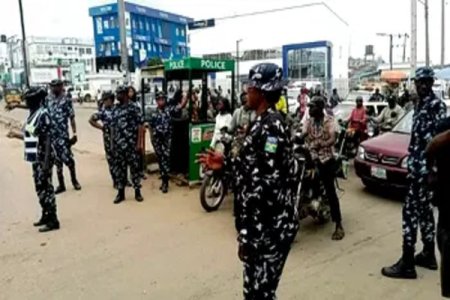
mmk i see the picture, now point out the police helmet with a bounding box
[415,67,435,81]
[246,63,287,92]
[155,91,167,101]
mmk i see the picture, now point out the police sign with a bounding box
[200,60,225,70]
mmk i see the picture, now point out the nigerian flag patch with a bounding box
[264,136,278,153]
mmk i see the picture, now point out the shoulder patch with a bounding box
[264,136,278,153]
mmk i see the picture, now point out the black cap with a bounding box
[245,63,287,92]
[155,91,167,100]
[115,85,128,94]
[23,87,48,102]
[49,79,63,87]
[415,67,435,80]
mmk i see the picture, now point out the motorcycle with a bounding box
[199,128,234,212]
[293,133,331,223]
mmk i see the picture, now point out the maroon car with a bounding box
[354,104,449,190]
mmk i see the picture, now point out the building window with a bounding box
[152,23,155,32]
[139,20,144,31]
[110,16,116,28]
[132,19,136,29]
[153,44,157,52]
[68,46,73,51]
[86,48,92,55]
[96,17,103,34]
[159,45,163,53]
[103,19,109,30]
[145,21,150,31]
[176,28,179,36]
[181,28,185,37]
[158,25,162,37]
[147,43,152,51]
[111,42,116,51]
[134,41,139,50]
[79,48,85,55]
[99,44,105,52]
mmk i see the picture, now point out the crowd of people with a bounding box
[5,63,450,299]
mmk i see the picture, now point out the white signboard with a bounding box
[30,68,58,84]
[70,62,86,84]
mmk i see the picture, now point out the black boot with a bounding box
[135,189,144,202]
[114,188,125,204]
[381,247,417,279]
[70,167,82,191]
[415,243,438,270]
[161,177,169,194]
[55,172,66,195]
[33,212,47,227]
[39,213,60,233]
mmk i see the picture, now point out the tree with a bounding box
[147,57,163,67]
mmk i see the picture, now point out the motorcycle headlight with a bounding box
[357,146,365,160]
[401,156,409,169]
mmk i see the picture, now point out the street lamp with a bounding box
[18,0,30,88]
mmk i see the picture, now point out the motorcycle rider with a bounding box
[229,92,256,134]
[329,88,341,108]
[371,96,404,132]
[304,96,345,240]
[369,88,384,102]
[347,96,367,144]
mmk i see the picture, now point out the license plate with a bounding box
[371,167,387,180]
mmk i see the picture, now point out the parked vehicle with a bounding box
[354,102,450,190]
[199,129,233,212]
[344,90,373,103]
[4,88,22,106]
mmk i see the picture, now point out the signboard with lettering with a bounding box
[164,57,234,72]
[188,19,215,30]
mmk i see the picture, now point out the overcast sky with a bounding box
[0,0,448,64]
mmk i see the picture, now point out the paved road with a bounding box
[0,119,444,299]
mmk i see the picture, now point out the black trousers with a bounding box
[317,159,342,224]
[438,213,450,298]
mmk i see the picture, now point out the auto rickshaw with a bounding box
[4,88,22,106]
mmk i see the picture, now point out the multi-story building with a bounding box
[8,36,95,85]
[88,2,192,72]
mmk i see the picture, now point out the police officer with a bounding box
[111,85,144,204]
[89,91,116,187]
[382,67,447,279]
[44,79,81,194]
[199,63,299,299]
[7,88,60,232]
[149,90,188,193]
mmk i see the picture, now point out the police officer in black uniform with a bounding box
[89,91,116,187]
[111,85,144,204]
[44,79,81,194]
[149,91,188,193]
[199,63,299,299]
[7,88,60,232]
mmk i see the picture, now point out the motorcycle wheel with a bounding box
[200,175,227,212]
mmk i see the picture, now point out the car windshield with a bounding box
[333,103,354,121]
[392,110,413,134]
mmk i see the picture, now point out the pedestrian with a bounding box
[275,89,288,117]
[44,79,81,194]
[369,88,384,102]
[329,88,341,108]
[199,63,299,299]
[426,117,450,298]
[210,98,232,148]
[304,96,345,240]
[6,88,60,232]
[89,91,116,187]
[111,85,145,204]
[149,90,188,193]
[382,67,447,279]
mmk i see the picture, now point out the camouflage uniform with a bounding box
[404,93,447,250]
[111,103,143,190]
[43,93,78,186]
[91,107,115,186]
[235,108,299,300]
[149,104,181,185]
[26,108,58,222]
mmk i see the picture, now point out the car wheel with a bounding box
[362,179,376,190]
[84,94,91,102]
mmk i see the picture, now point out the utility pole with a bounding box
[118,0,130,83]
[377,33,395,70]
[425,0,430,67]
[236,39,242,93]
[18,0,29,88]
[411,0,417,73]
[442,0,446,67]
[402,34,410,63]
